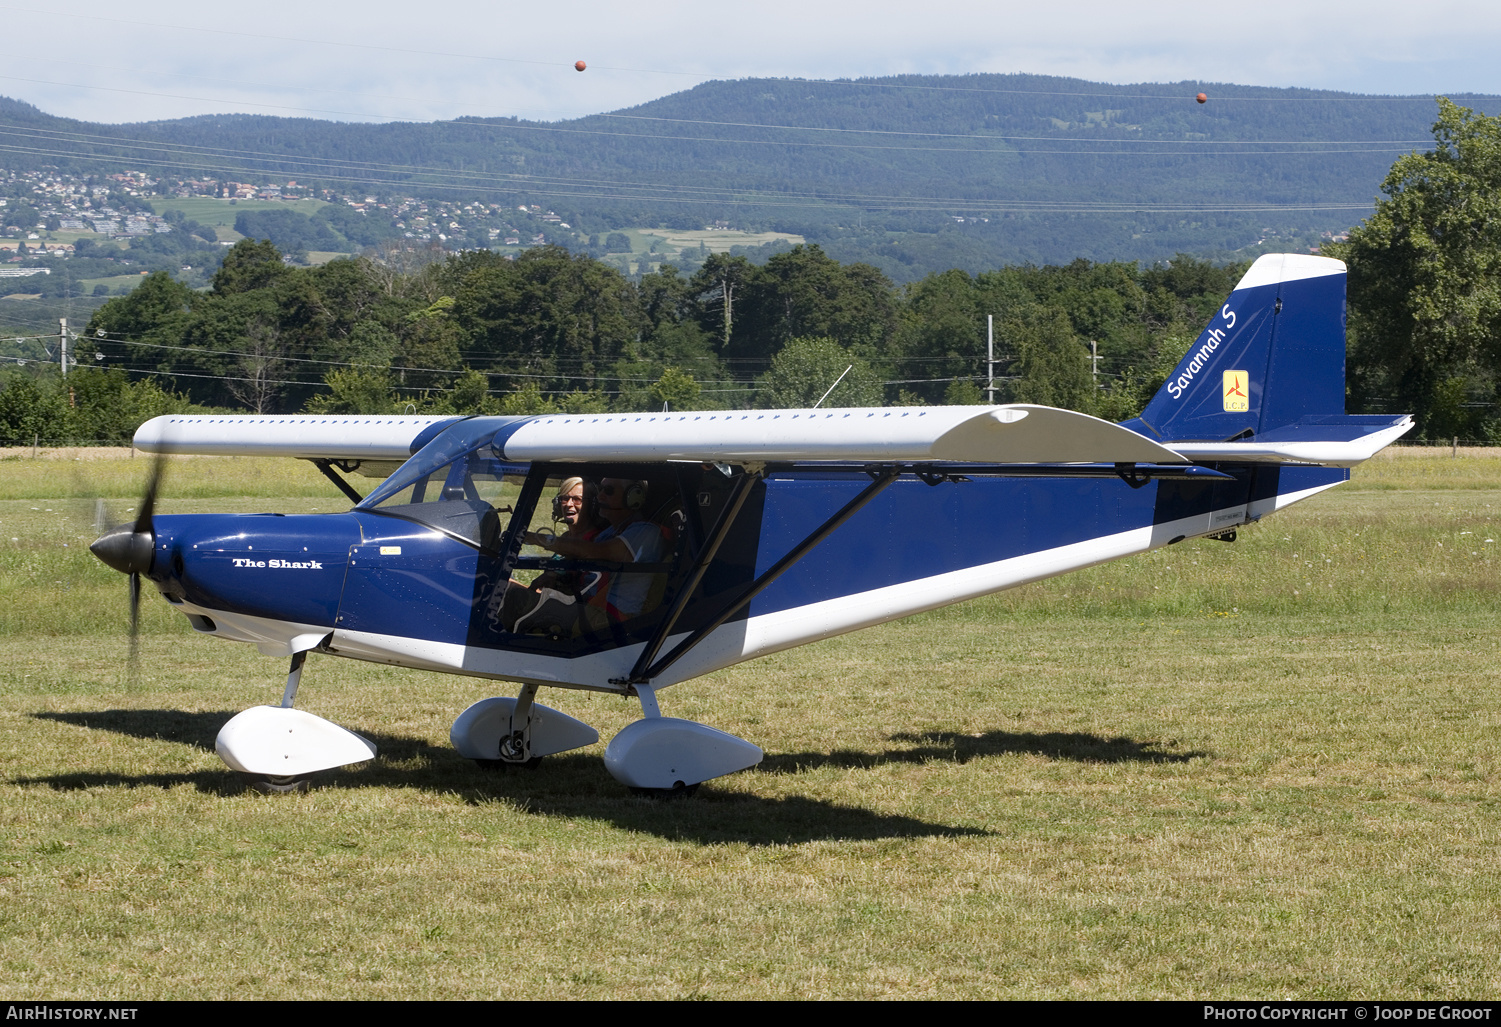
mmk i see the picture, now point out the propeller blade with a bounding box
[128,571,141,669]
[127,454,164,675]
[90,452,166,575]
[133,451,166,536]
[86,452,167,674]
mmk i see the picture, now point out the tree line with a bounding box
[0,237,1238,436]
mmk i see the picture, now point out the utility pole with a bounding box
[986,314,995,404]
[58,318,68,378]
[722,277,733,351]
[1090,340,1100,388]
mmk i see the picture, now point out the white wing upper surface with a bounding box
[497,405,1189,465]
[133,406,1411,469]
[133,414,461,461]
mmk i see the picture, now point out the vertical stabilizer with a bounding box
[1127,254,1347,442]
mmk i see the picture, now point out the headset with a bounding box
[622,480,647,512]
[599,479,647,513]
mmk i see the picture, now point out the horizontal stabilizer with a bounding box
[134,414,464,463]
[1166,415,1414,467]
[497,405,1188,465]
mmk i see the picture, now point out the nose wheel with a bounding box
[238,772,314,794]
[217,651,377,793]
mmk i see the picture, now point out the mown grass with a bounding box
[1,448,1498,999]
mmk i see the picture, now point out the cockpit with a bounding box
[354,418,762,656]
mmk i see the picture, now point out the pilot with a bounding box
[497,477,601,631]
[534,476,602,546]
[514,477,667,634]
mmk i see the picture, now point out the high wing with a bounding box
[133,404,1408,473]
[491,404,1187,465]
[135,405,1196,470]
[133,414,464,467]
[134,406,1187,468]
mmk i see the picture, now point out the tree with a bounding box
[1330,99,1501,436]
[1004,309,1096,413]
[224,315,289,414]
[305,366,397,414]
[689,253,757,354]
[451,246,641,393]
[650,366,701,410]
[0,371,65,445]
[397,296,463,390]
[899,268,983,405]
[756,336,883,409]
[499,382,559,415]
[730,246,898,362]
[212,239,291,295]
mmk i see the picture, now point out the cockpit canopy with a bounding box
[357,417,528,548]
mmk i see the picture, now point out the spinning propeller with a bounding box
[88,452,167,666]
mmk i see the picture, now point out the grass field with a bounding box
[148,197,331,243]
[608,228,806,273]
[1,447,1498,999]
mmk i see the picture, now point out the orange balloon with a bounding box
[1196,92,1207,104]
[575,60,587,72]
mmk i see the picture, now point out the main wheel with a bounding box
[629,781,699,799]
[473,756,544,771]
[239,772,313,794]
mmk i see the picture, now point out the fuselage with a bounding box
[145,459,1347,694]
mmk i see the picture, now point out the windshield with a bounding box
[358,416,530,547]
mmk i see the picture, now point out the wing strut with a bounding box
[623,467,764,685]
[617,465,901,687]
[310,459,365,504]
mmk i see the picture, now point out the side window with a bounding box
[493,467,690,645]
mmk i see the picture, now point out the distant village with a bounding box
[1,166,577,259]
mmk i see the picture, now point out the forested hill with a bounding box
[4,74,1500,276]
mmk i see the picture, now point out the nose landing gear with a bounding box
[216,649,377,793]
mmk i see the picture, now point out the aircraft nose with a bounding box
[89,522,155,576]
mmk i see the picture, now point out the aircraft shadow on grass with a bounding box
[22,709,995,845]
[767,729,1206,774]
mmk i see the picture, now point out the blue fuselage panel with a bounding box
[151,512,359,627]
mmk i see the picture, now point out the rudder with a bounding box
[1126,254,1347,443]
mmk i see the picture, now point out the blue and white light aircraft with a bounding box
[91,254,1411,794]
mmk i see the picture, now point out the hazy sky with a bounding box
[2,0,1498,124]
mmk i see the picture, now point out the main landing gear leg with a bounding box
[603,683,763,797]
[280,650,307,709]
[497,683,544,769]
[449,686,600,770]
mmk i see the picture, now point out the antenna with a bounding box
[813,365,853,409]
